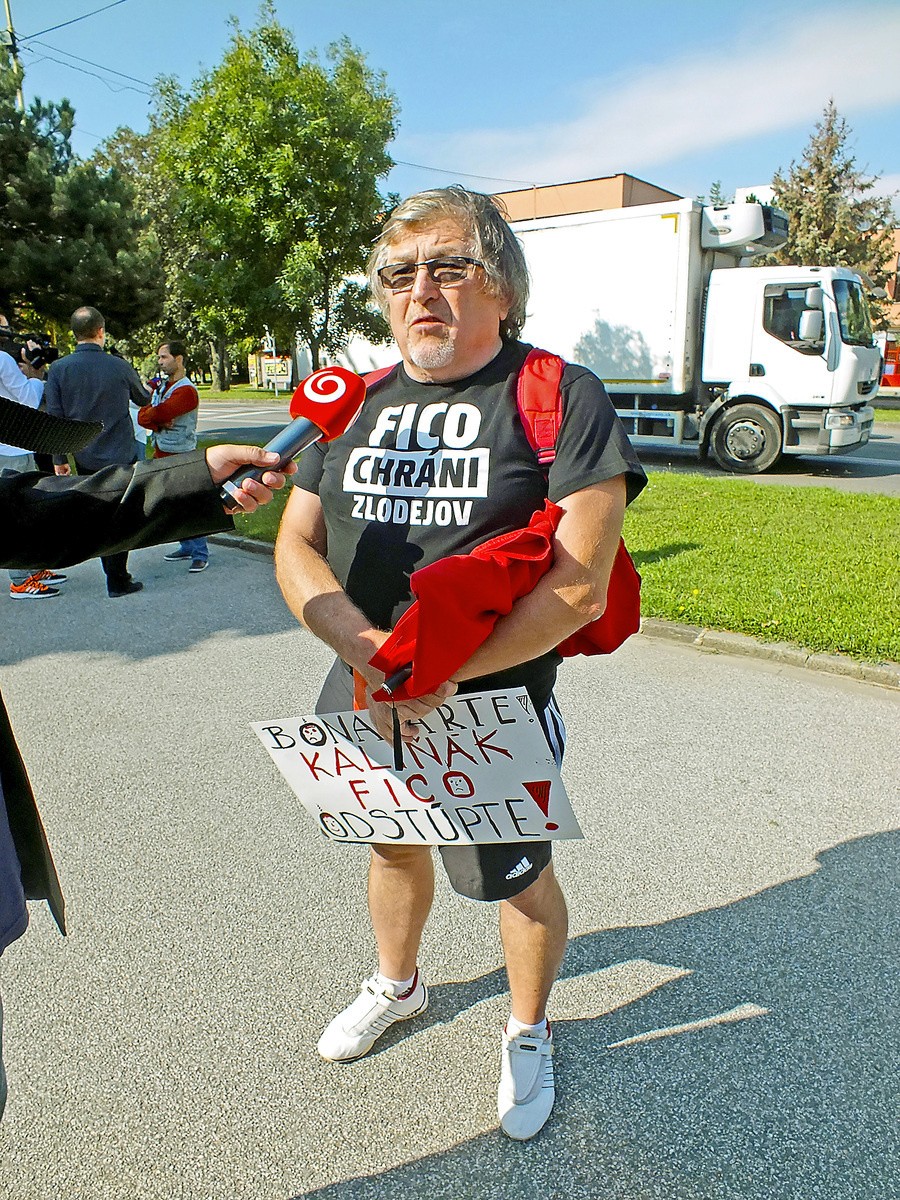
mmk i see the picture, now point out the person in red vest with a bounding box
[138,340,209,572]
[275,186,647,1140]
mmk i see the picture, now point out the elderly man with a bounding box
[275,186,646,1140]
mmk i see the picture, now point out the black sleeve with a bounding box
[124,362,151,406]
[546,364,647,506]
[0,450,233,570]
[291,439,326,495]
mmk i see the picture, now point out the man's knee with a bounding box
[370,842,433,869]
[501,861,564,919]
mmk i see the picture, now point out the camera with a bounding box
[0,322,59,370]
[21,335,59,370]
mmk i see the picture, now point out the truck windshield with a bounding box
[832,279,874,347]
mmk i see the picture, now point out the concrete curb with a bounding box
[639,619,900,690]
[209,531,275,557]
[209,533,900,692]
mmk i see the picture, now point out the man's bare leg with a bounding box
[496,861,567,1139]
[369,843,434,980]
[317,843,433,1061]
[499,862,568,1024]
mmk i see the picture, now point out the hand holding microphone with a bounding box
[218,366,366,506]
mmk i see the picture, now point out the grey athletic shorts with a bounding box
[315,658,566,902]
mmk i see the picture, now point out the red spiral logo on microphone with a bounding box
[302,368,347,403]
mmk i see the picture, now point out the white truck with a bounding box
[507,198,881,472]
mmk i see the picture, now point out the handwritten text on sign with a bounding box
[251,687,582,845]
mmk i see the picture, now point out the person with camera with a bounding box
[44,306,152,598]
[0,317,67,599]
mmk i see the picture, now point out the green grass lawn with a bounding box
[198,384,290,403]
[221,468,900,664]
[623,473,900,662]
[873,406,900,422]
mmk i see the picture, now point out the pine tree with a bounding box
[769,101,896,324]
[0,55,163,335]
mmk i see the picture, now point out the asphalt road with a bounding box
[0,542,897,1199]
[197,401,900,496]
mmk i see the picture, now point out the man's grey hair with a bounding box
[368,186,530,340]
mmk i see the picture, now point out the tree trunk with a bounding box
[208,336,230,392]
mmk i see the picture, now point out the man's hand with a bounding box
[54,463,71,476]
[205,444,297,513]
[365,680,458,745]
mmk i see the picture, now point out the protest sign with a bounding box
[252,687,582,845]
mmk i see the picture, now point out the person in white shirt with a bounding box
[0,318,66,599]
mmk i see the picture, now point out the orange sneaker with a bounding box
[10,576,61,599]
[30,568,67,584]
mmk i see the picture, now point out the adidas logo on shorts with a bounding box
[505,856,533,881]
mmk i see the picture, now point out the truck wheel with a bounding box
[709,404,782,473]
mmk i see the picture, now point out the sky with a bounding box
[10,0,900,211]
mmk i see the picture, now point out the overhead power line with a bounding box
[20,44,151,95]
[392,159,550,189]
[29,39,153,89]
[21,0,133,42]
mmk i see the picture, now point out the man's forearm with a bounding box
[452,565,602,682]
[455,477,626,683]
[275,533,387,682]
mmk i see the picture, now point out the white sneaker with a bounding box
[498,1026,555,1140]
[317,971,428,1062]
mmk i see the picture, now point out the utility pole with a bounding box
[2,0,24,111]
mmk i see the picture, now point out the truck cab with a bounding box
[700,266,880,471]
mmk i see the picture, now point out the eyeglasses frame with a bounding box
[377,256,483,292]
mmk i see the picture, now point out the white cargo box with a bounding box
[511,198,705,397]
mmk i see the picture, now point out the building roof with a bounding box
[493,173,682,221]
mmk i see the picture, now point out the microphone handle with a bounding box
[219,418,322,504]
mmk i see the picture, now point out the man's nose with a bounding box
[410,263,440,301]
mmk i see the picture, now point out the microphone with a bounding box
[219,366,366,505]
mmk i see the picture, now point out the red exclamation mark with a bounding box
[522,780,557,831]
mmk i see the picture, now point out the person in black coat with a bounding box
[0,394,293,1116]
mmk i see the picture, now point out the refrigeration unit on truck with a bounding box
[509,198,881,473]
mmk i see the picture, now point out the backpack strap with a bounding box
[362,365,396,389]
[516,348,566,469]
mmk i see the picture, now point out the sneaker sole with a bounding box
[318,988,429,1063]
[9,592,60,598]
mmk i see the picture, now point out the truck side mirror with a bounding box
[798,310,824,342]
[804,287,824,310]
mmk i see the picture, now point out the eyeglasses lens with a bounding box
[379,258,476,290]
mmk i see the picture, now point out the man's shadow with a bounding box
[296,831,898,1199]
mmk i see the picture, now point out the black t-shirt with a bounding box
[295,340,647,702]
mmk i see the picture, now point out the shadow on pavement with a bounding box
[296,831,898,1200]
[0,541,299,667]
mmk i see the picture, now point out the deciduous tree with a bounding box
[152,7,396,386]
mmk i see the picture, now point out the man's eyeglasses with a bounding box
[377,256,482,291]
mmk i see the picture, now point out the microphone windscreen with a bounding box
[288,367,366,441]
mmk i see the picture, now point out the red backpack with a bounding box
[362,349,641,657]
